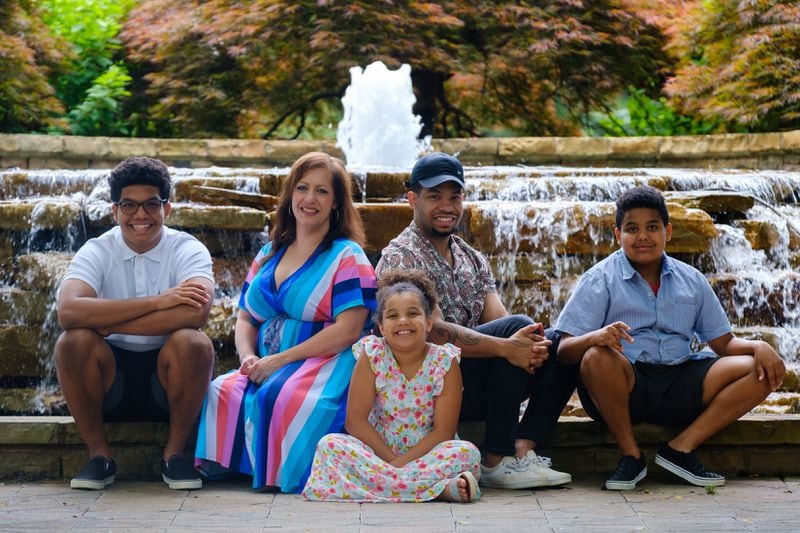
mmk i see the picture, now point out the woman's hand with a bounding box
[239,355,259,375]
[241,353,288,384]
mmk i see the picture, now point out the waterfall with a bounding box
[1,163,799,414]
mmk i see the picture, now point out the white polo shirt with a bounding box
[62,225,214,351]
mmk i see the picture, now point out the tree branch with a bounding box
[261,89,345,139]
[437,93,478,138]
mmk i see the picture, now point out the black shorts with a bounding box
[578,357,720,428]
[102,343,170,422]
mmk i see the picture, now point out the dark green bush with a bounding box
[588,87,719,137]
[69,64,132,135]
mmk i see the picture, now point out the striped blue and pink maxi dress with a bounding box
[195,238,377,492]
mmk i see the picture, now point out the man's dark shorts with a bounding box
[578,357,720,428]
[103,343,169,422]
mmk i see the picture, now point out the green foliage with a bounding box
[0,1,70,133]
[69,64,132,135]
[39,0,136,135]
[38,0,135,51]
[588,87,719,136]
[39,0,135,107]
[120,0,670,139]
[665,0,800,132]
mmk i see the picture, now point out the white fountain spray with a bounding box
[337,61,430,170]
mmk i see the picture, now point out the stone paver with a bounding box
[0,477,798,532]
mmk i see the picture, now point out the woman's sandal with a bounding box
[447,471,480,503]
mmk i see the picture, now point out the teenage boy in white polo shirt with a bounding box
[556,185,784,490]
[55,157,215,491]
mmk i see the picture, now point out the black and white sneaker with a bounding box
[606,453,647,490]
[655,443,725,487]
[70,456,116,490]
[161,455,202,490]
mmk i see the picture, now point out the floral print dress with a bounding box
[302,335,481,502]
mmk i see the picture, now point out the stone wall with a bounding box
[2,131,800,170]
[2,415,799,480]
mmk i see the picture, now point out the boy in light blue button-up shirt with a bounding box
[555,185,784,491]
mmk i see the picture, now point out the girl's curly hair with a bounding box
[376,269,439,321]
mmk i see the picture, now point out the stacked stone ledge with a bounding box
[1,130,800,170]
[2,414,799,481]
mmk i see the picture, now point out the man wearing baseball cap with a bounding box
[377,152,576,489]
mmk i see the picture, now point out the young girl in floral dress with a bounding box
[302,269,481,503]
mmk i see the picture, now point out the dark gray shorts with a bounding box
[578,357,720,428]
[102,343,169,422]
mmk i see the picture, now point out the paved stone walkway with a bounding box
[1,476,799,532]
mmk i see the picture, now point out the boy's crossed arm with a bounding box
[57,277,213,336]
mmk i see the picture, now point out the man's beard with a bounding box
[430,226,457,237]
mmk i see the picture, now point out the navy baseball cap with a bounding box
[406,152,465,189]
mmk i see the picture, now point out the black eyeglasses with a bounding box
[114,198,167,215]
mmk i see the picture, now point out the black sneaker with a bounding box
[655,443,725,487]
[606,453,647,490]
[161,455,202,490]
[70,456,116,490]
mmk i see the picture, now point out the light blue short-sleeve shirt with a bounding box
[555,250,732,364]
[62,226,213,351]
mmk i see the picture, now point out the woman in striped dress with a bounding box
[195,152,377,493]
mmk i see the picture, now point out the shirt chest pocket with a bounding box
[663,297,698,333]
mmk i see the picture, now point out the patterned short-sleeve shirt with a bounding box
[376,221,496,328]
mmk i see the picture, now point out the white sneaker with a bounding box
[480,450,571,489]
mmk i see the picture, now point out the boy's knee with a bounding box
[54,329,106,369]
[56,328,100,350]
[545,328,561,355]
[706,355,765,389]
[163,329,214,369]
[579,346,621,377]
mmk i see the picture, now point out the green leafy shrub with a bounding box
[39,0,136,135]
[69,64,132,135]
[588,87,719,136]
